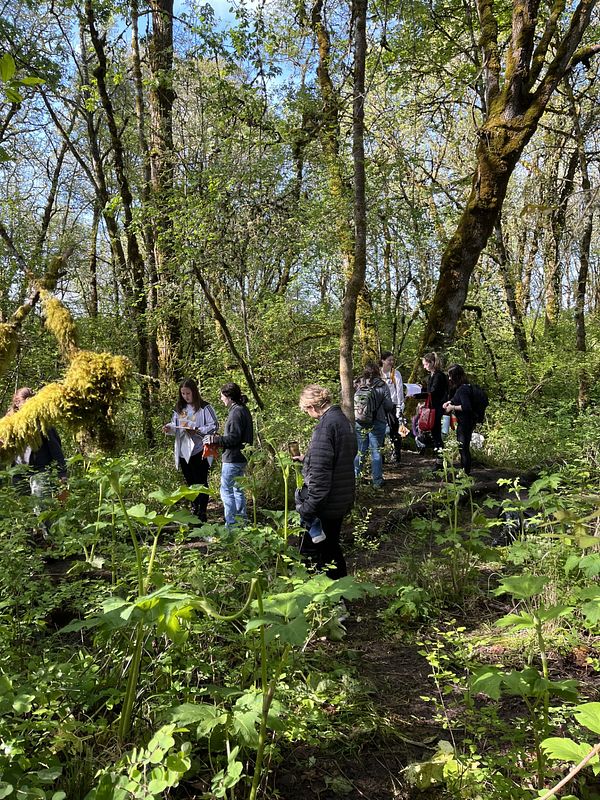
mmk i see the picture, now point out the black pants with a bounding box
[299,515,347,579]
[456,422,474,474]
[180,453,210,521]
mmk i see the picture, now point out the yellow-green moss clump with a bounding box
[0,291,132,458]
[41,291,78,357]
[61,351,131,430]
[0,382,64,461]
[0,322,19,378]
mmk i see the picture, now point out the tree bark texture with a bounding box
[340,0,368,420]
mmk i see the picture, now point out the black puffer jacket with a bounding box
[297,405,357,522]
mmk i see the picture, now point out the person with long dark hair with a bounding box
[421,352,449,456]
[296,384,356,579]
[204,382,253,527]
[443,364,475,474]
[163,378,218,522]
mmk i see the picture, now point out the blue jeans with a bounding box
[220,462,247,526]
[354,420,386,487]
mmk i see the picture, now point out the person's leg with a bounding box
[456,423,473,474]
[369,421,386,487]
[231,463,247,521]
[299,516,346,579]
[220,462,247,526]
[220,463,237,526]
[180,454,210,521]
[354,426,368,478]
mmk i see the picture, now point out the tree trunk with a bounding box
[419,0,599,353]
[147,0,180,379]
[340,0,368,420]
[85,0,154,444]
[493,221,529,361]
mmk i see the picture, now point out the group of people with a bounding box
[352,351,480,481]
[163,380,253,527]
[4,353,481,579]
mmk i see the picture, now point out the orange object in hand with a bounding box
[202,443,219,460]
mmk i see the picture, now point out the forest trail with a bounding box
[272,448,530,800]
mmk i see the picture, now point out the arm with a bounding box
[192,405,219,436]
[395,370,405,414]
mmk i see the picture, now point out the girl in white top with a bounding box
[163,378,218,522]
[380,351,404,464]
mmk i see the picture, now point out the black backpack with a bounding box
[469,384,489,424]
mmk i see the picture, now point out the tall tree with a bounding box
[419,0,599,352]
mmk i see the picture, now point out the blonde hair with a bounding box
[422,352,442,371]
[299,384,332,411]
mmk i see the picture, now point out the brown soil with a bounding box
[271,449,538,800]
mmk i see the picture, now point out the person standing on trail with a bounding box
[203,382,253,527]
[295,384,356,578]
[163,378,218,523]
[5,387,68,530]
[354,361,394,489]
[380,351,404,464]
[421,352,448,459]
[443,364,474,475]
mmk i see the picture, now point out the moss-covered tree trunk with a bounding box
[419,0,599,353]
[340,0,368,419]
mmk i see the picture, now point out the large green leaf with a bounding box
[493,574,547,599]
[574,703,600,735]
[542,737,595,763]
[0,54,16,82]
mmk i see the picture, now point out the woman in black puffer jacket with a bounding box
[295,384,357,578]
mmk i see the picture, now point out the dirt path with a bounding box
[273,449,530,800]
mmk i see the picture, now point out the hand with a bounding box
[443,402,451,412]
[291,454,304,462]
[203,434,218,445]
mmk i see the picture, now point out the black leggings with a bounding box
[299,515,347,579]
[456,422,474,474]
[180,453,210,521]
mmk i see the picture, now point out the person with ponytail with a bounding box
[444,364,475,475]
[421,352,449,457]
[204,382,253,527]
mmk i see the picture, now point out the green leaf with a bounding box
[18,76,45,86]
[537,605,573,623]
[470,666,503,700]
[0,54,16,81]
[494,574,547,599]
[542,737,595,763]
[0,782,13,799]
[4,87,22,103]
[12,693,35,713]
[574,703,600,735]
[496,612,534,630]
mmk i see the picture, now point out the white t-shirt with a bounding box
[382,369,404,414]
